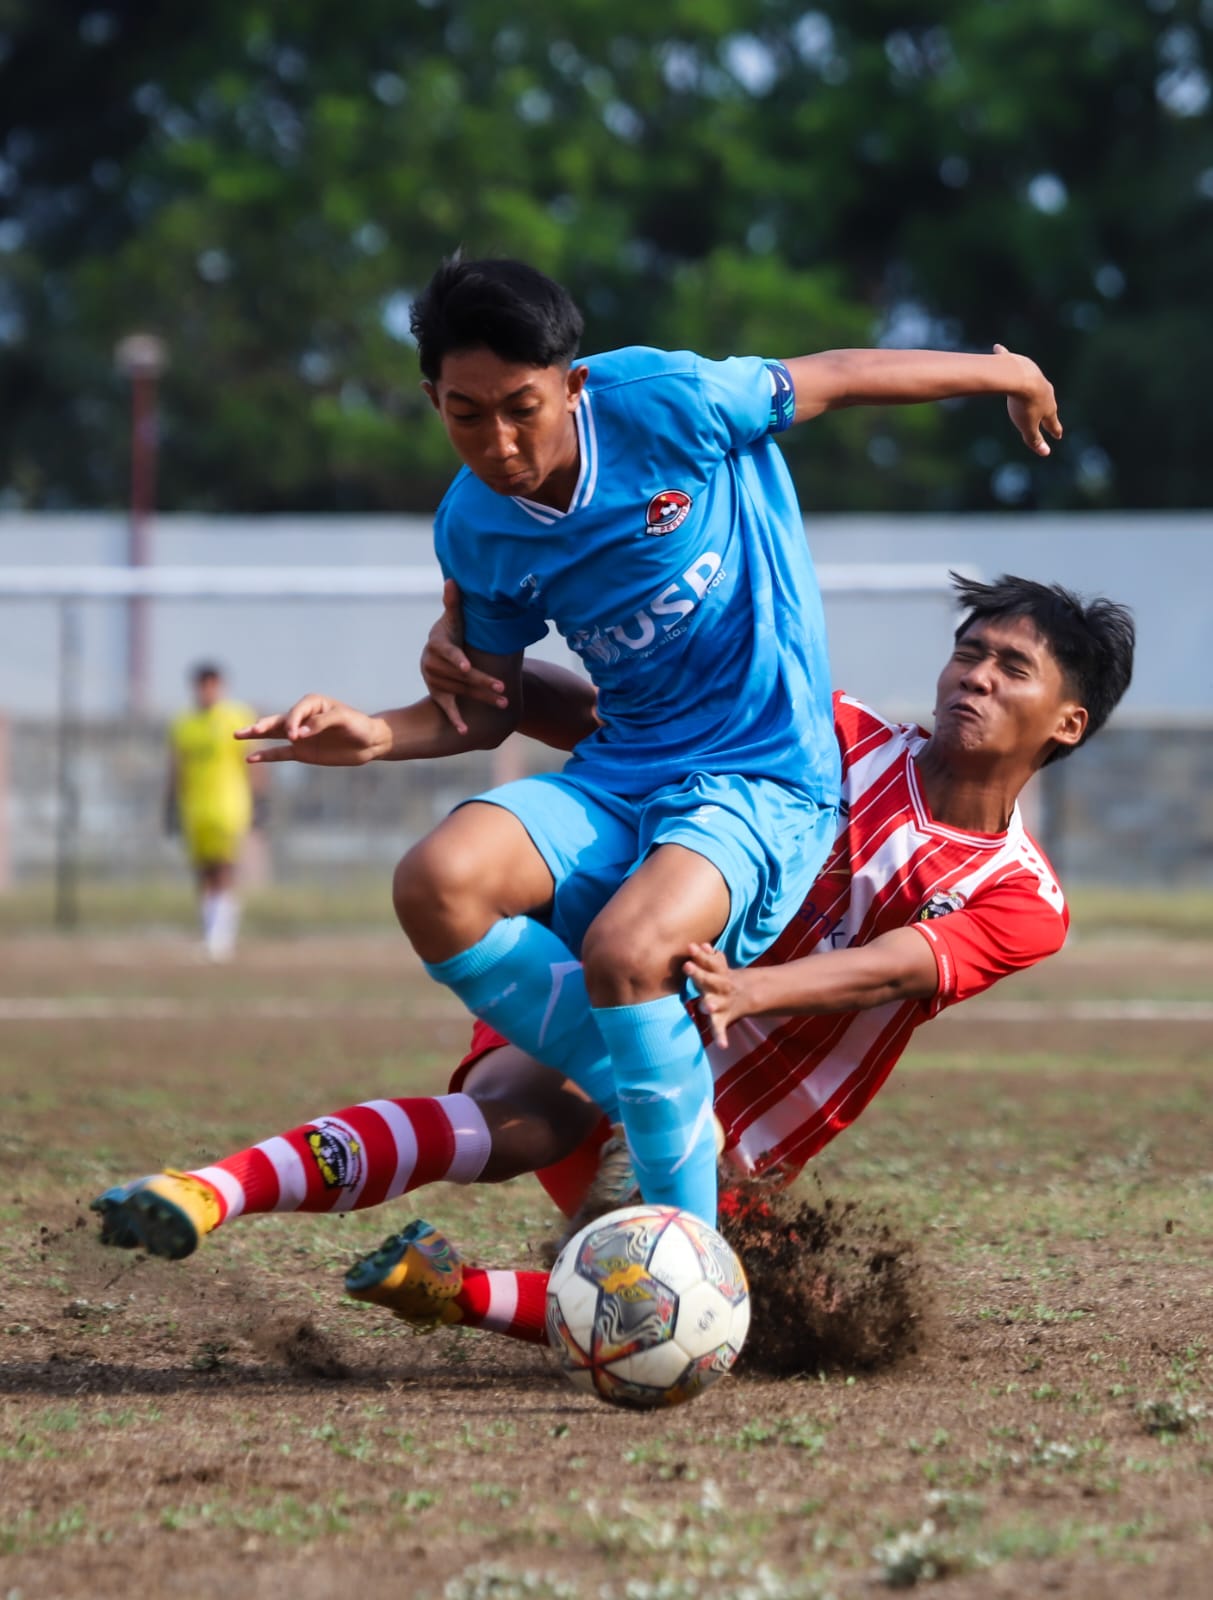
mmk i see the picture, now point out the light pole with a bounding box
[114,332,167,718]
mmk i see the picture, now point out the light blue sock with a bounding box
[423,917,618,1117]
[592,994,718,1225]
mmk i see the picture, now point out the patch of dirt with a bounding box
[4,932,1213,1599]
[719,1182,931,1375]
[249,1315,353,1380]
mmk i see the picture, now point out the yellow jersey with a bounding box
[169,700,257,836]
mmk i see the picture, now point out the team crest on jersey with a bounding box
[644,488,692,536]
[919,891,966,921]
[306,1120,363,1189]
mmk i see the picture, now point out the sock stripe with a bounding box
[257,1135,310,1210]
[400,1098,458,1191]
[192,1162,246,1221]
[457,1269,549,1345]
[484,1270,519,1327]
[440,1094,493,1184]
[365,1099,419,1200]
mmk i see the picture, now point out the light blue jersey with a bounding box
[433,346,838,806]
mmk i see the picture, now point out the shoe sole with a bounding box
[345,1230,414,1297]
[90,1188,199,1261]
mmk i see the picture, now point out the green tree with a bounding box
[0,0,1209,512]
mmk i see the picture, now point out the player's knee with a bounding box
[392,833,493,942]
[581,914,679,1006]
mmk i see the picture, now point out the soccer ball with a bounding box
[545,1204,750,1410]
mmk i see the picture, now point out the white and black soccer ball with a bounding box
[545,1204,750,1410]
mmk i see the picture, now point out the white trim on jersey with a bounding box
[511,392,599,524]
[731,998,912,1174]
[905,755,1018,849]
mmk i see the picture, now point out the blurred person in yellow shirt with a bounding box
[166,663,263,960]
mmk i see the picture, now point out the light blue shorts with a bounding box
[461,770,837,969]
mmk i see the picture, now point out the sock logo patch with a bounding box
[306,1120,363,1189]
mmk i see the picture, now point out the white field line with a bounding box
[941,999,1213,1024]
[0,997,1209,1024]
[0,997,436,1022]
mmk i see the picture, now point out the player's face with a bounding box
[194,674,222,709]
[932,615,1086,765]
[425,348,588,505]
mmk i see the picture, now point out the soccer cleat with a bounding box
[542,1124,641,1265]
[577,1124,643,1217]
[90,1169,222,1261]
[344,1220,464,1328]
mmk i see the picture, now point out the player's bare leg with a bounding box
[392,801,556,962]
[580,843,730,1007]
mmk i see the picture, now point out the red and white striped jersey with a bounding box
[456,693,1067,1184]
[713,692,1067,1180]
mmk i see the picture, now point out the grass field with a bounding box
[2,900,1212,1599]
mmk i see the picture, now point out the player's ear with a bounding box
[422,380,440,412]
[565,365,589,409]
[1052,701,1087,752]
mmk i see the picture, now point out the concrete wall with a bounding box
[1,715,1206,889]
[0,510,1207,719]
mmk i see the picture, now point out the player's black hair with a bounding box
[950,572,1135,764]
[191,662,223,684]
[409,254,584,382]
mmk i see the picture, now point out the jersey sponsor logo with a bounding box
[306,1120,363,1189]
[918,890,967,921]
[644,488,692,536]
[567,553,724,667]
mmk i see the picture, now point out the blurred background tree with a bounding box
[0,0,1209,514]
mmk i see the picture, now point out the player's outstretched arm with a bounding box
[782,344,1061,456]
[235,681,520,766]
[684,930,939,1047]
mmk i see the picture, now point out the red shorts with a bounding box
[448,1019,510,1094]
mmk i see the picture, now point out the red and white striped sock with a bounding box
[455,1268,549,1345]
[186,1094,493,1223]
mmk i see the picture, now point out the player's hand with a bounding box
[684,942,754,1049]
[997,344,1063,457]
[421,578,508,736]
[235,696,392,766]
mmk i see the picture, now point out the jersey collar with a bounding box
[905,740,1018,846]
[510,392,599,525]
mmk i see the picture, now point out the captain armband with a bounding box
[765,361,796,434]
